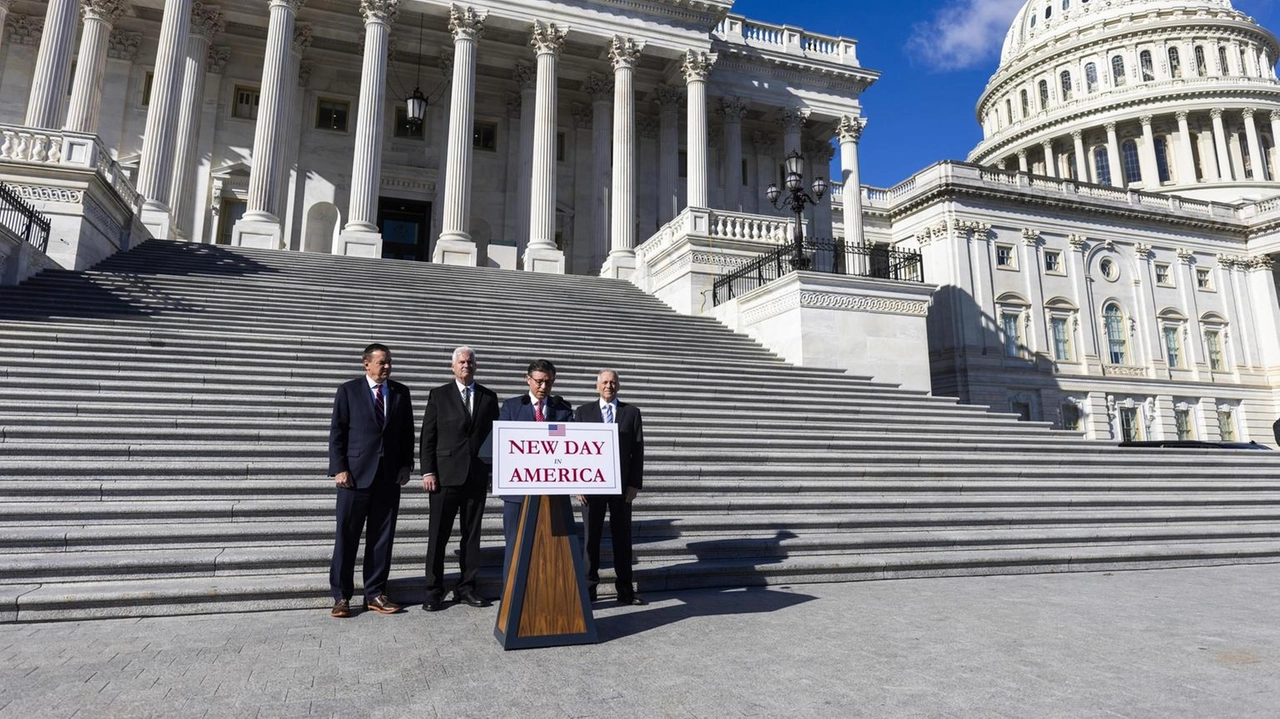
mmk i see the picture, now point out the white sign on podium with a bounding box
[491,421,621,496]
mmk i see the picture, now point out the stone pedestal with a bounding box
[523,244,566,274]
[599,251,636,280]
[230,215,285,249]
[434,237,478,266]
[333,229,383,258]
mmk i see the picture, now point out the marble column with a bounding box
[780,106,805,160]
[0,0,12,59]
[837,115,864,246]
[1017,149,1029,173]
[654,84,681,225]
[583,72,612,273]
[523,20,567,273]
[169,3,225,240]
[1175,111,1197,183]
[1138,115,1160,186]
[1041,139,1056,178]
[97,29,140,154]
[1104,122,1121,186]
[637,116,659,234]
[719,96,746,212]
[682,50,715,209]
[336,0,398,257]
[1243,108,1266,180]
[1270,110,1280,182]
[1211,108,1233,180]
[513,60,535,258]
[434,4,485,265]
[192,46,229,244]
[232,0,303,249]
[501,92,523,249]
[601,35,641,279]
[135,0,194,238]
[25,0,79,129]
[65,0,128,134]
[278,24,312,249]
[808,140,834,241]
[1072,130,1088,181]
[430,49,453,242]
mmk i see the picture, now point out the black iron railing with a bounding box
[712,238,924,306]
[0,182,50,254]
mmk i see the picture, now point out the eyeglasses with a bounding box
[527,376,553,385]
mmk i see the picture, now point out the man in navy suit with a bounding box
[419,346,499,612]
[496,359,575,580]
[327,343,415,618]
[576,370,646,605]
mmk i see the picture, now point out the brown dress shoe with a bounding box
[363,594,402,614]
[330,599,351,618]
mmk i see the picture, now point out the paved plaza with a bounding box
[0,565,1276,718]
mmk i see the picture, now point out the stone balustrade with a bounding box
[0,124,141,212]
[714,14,859,66]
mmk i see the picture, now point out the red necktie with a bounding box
[534,401,544,422]
[374,384,385,426]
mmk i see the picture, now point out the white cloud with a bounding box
[906,0,1027,72]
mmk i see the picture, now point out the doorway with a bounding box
[377,197,431,261]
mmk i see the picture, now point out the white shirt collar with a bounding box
[455,379,475,393]
[365,376,384,390]
[599,398,617,410]
[528,392,544,407]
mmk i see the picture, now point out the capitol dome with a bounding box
[969,0,1280,201]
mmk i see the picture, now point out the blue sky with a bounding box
[730,0,1280,188]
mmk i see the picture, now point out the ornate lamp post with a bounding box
[766,150,827,270]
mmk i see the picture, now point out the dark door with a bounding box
[377,197,431,261]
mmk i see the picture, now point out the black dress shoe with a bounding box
[453,590,489,608]
[616,594,647,606]
[423,596,444,612]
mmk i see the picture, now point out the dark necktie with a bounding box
[463,386,472,416]
[374,384,385,427]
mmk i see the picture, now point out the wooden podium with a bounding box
[494,494,598,650]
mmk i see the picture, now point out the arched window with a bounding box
[1094,146,1112,185]
[1111,55,1126,86]
[1155,137,1172,183]
[1241,47,1250,76]
[1262,135,1273,179]
[1085,62,1099,93]
[1168,47,1182,78]
[1020,88,1030,117]
[1038,79,1049,109]
[1121,139,1142,184]
[1005,98,1014,125]
[1060,70,1073,100]
[1195,46,1207,76]
[1218,45,1230,75]
[1240,131,1254,178]
[1140,50,1154,81]
[1104,303,1127,364]
[1062,0,1070,9]
[1045,5,1052,19]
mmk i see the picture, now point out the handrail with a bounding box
[712,238,924,306]
[0,182,51,254]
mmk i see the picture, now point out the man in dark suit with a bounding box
[419,346,499,612]
[496,359,575,579]
[576,370,646,606]
[327,343,415,618]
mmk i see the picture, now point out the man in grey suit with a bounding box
[576,370,646,605]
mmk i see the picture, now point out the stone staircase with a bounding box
[1,240,1278,622]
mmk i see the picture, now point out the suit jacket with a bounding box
[420,381,499,487]
[576,400,644,492]
[328,377,415,489]
[497,394,574,502]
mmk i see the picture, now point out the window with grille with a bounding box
[1217,408,1236,441]
[1105,304,1127,364]
[1175,408,1194,440]
[1121,139,1142,184]
[996,245,1016,269]
[1206,329,1224,370]
[1155,137,1172,183]
[1094,146,1112,184]
[473,121,497,151]
[1168,47,1182,78]
[1196,268,1213,290]
[1140,50,1155,81]
[1195,46,1207,76]
[1002,312,1022,358]
[234,86,260,120]
[1163,326,1182,368]
[1155,263,1173,286]
[1112,55,1127,86]
[1120,407,1141,441]
[1051,316,1072,361]
[1038,80,1050,110]
[1044,250,1063,274]
[1060,70,1073,100]
[1085,63,1098,93]
[315,99,349,132]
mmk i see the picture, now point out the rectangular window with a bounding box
[1002,312,1022,358]
[473,121,497,151]
[1155,262,1173,286]
[315,99,349,132]
[1051,317,1072,361]
[1206,330,1224,370]
[1163,326,1182,368]
[393,107,424,139]
[996,245,1016,269]
[556,132,566,163]
[1175,408,1194,440]
[141,71,154,107]
[1120,407,1141,442]
[741,158,749,186]
[233,86,260,120]
[1061,402,1082,431]
[1217,408,1236,441]
[1044,250,1063,274]
[1196,268,1213,290]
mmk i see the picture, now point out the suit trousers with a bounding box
[582,495,634,597]
[330,469,401,601]
[425,480,487,598]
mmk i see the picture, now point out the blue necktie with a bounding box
[603,404,614,424]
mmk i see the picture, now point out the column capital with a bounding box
[1068,234,1088,250]
[512,60,534,90]
[190,2,225,41]
[1242,107,1256,120]
[529,20,567,56]
[1104,121,1117,133]
[438,48,454,77]
[752,131,776,150]
[292,23,313,54]
[83,0,130,24]
[681,50,715,82]
[608,35,642,70]
[448,3,485,42]
[297,61,312,87]
[638,115,659,139]
[1248,253,1275,270]
[653,83,683,109]
[505,92,522,118]
[1139,114,1153,127]
[0,0,12,11]
[571,102,591,129]
[780,106,809,133]
[1271,109,1280,122]
[1016,148,1027,159]
[272,0,307,10]
[107,28,140,60]
[1175,110,1190,122]
[1210,107,1224,120]
[804,139,834,164]
[1041,139,1053,150]
[1134,242,1153,258]
[206,45,230,74]
[5,14,43,46]
[836,114,864,143]
[1071,129,1083,140]
[1176,247,1195,264]
[718,96,748,122]
[360,0,398,24]
[582,72,612,102]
